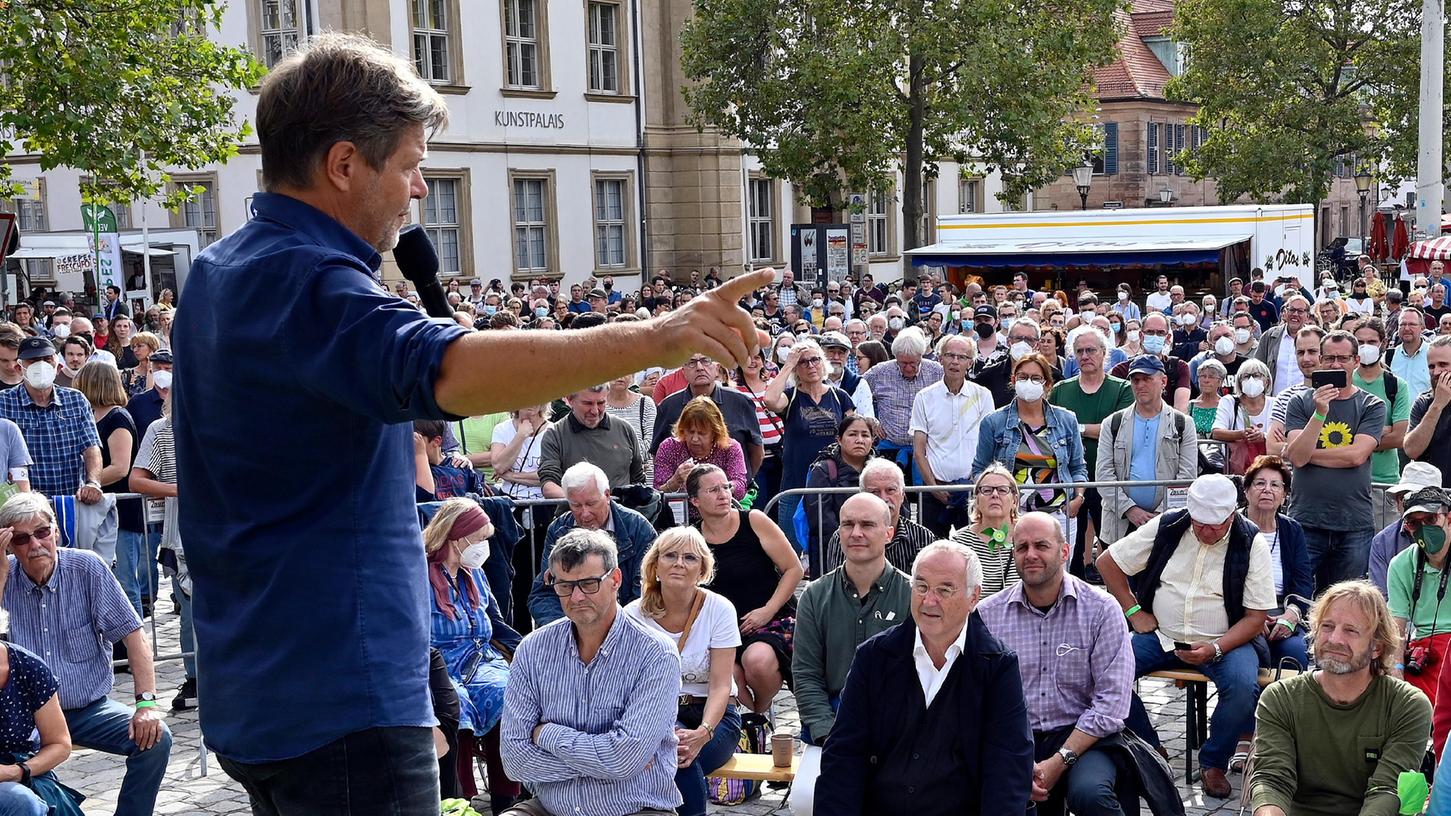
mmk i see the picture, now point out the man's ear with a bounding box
[319,141,364,193]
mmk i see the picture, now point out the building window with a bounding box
[958,178,982,213]
[412,0,451,84]
[3,182,46,233]
[593,177,627,268]
[504,0,543,89]
[181,181,218,247]
[1092,123,1119,175]
[919,179,936,245]
[747,177,774,262]
[511,174,554,275]
[587,2,620,94]
[258,0,305,68]
[867,188,892,256]
[423,177,463,275]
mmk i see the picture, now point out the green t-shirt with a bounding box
[1353,369,1412,485]
[1387,546,1451,637]
[1049,375,1132,472]
[457,412,510,480]
[1250,672,1431,816]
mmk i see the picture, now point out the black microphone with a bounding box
[393,224,453,319]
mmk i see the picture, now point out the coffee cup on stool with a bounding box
[771,732,795,767]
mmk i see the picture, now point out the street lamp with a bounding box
[1159,186,1174,206]
[1072,160,1093,210]
[1354,165,1373,244]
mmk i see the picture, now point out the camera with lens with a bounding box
[1406,645,1437,676]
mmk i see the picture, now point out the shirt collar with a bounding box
[567,412,613,432]
[249,192,383,272]
[835,561,896,595]
[566,605,628,662]
[1001,572,1079,612]
[12,552,61,593]
[913,620,969,662]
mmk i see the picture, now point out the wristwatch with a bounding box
[134,692,157,703]
[1211,640,1224,662]
[1056,747,1079,767]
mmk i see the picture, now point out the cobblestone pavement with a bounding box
[74,606,1248,815]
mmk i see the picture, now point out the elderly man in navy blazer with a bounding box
[814,540,1034,815]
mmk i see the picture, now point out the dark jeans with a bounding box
[1031,728,1133,816]
[1124,634,1260,771]
[919,480,972,538]
[64,696,172,816]
[1302,525,1375,596]
[675,706,743,816]
[219,726,439,816]
[1070,488,1104,581]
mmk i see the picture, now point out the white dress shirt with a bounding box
[912,622,969,707]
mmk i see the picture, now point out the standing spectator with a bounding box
[0,338,102,504]
[1188,323,1247,394]
[1112,283,1142,321]
[1209,358,1272,475]
[1425,284,1451,327]
[1405,336,1451,482]
[1369,463,1444,595]
[1108,313,1190,411]
[761,340,854,549]
[1350,317,1411,485]
[1191,358,1228,449]
[654,397,748,501]
[689,464,802,715]
[1096,355,1199,544]
[974,353,1087,545]
[1051,328,1132,573]
[776,268,808,309]
[1346,277,1376,316]
[1250,581,1432,816]
[1285,330,1387,591]
[538,385,644,496]
[101,285,129,321]
[1171,303,1207,361]
[735,334,784,505]
[1145,276,1173,314]
[624,529,743,816]
[54,336,90,390]
[500,529,683,816]
[813,540,1035,816]
[106,316,137,370]
[0,412,30,501]
[911,334,995,536]
[1390,308,1432,397]
[1247,281,1281,334]
[603,374,656,483]
[862,327,944,468]
[0,323,25,391]
[972,317,1044,408]
[1,493,172,816]
[74,363,148,614]
[1267,325,1327,448]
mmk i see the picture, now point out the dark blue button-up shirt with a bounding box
[172,193,468,762]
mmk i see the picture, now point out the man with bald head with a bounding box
[794,493,912,750]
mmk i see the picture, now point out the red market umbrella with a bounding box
[1367,211,1389,261]
[1392,214,1410,260]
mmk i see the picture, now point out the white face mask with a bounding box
[1214,337,1236,356]
[1080,310,1095,323]
[1127,329,1141,343]
[1014,379,1045,402]
[1118,291,1129,301]
[1241,377,1266,398]
[1178,313,1198,326]
[1234,327,1252,344]
[776,346,793,364]
[1009,341,1035,361]
[152,370,173,390]
[23,361,56,390]
[888,317,904,331]
[812,299,823,308]
[456,539,491,570]
[1358,344,1382,366]
[51,323,70,339]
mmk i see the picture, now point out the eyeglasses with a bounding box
[1013,375,1046,384]
[911,582,966,601]
[659,551,702,566]
[1283,307,1309,315]
[976,484,1014,496]
[9,526,53,547]
[939,352,971,361]
[547,571,613,597]
[685,357,714,368]
[1320,354,1355,364]
[1249,479,1285,491]
[797,357,824,367]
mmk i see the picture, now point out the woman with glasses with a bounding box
[689,464,803,715]
[422,498,523,811]
[761,339,854,551]
[736,342,784,507]
[655,397,748,501]
[948,464,1021,598]
[973,353,1087,544]
[1210,358,1273,474]
[624,528,743,816]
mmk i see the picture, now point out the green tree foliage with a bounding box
[1167,0,1450,204]
[681,0,1123,253]
[0,0,264,209]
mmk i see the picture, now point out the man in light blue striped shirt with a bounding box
[501,528,682,816]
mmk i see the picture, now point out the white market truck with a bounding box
[905,203,1315,297]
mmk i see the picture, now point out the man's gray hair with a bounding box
[1431,334,1451,351]
[1067,326,1109,356]
[567,383,609,400]
[561,462,610,497]
[549,528,619,574]
[1009,317,1043,339]
[859,458,905,491]
[935,333,974,361]
[846,319,868,332]
[0,492,55,530]
[911,540,983,593]
[257,32,450,192]
[891,327,930,359]
[867,313,888,328]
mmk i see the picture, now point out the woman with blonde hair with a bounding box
[123,330,164,396]
[654,396,748,499]
[75,362,149,612]
[949,464,1022,598]
[421,498,522,810]
[625,528,743,816]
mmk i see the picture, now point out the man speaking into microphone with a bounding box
[171,32,769,815]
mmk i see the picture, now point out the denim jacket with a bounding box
[971,400,1087,486]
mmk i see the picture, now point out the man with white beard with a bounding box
[1247,580,1431,816]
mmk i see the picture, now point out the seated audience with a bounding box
[654,396,748,501]
[414,419,488,501]
[948,464,1021,598]
[1387,487,1451,706]
[821,458,935,575]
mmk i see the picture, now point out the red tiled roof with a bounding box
[1093,0,1176,101]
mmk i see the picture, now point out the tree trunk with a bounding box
[903,50,926,284]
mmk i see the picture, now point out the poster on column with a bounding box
[800,229,818,279]
[87,233,122,294]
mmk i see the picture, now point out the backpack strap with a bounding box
[1383,371,1399,410]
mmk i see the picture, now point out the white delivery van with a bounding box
[906,203,1315,296]
[4,228,202,311]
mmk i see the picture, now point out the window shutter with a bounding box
[1147,122,1158,175]
[1174,125,1186,175]
[1104,123,1119,175]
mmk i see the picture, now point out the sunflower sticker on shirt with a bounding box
[1319,420,1353,448]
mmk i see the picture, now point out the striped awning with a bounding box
[1408,236,1451,261]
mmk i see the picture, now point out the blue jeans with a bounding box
[0,782,45,816]
[219,726,439,816]
[115,527,162,615]
[1268,632,1308,671]
[1302,525,1375,595]
[64,696,172,816]
[174,573,196,678]
[1124,632,1260,771]
[675,706,743,816]
[777,495,802,554]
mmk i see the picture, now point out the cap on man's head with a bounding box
[1388,462,1443,498]
[470,278,482,286]
[1403,488,1451,519]
[17,337,54,361]
[149,349,174,366]
[587,288,607,300]
[1127,354,1166,376]
[1187,475,1239,524]
[818,331,850,350]
[973,304,998,319]
[41,301,55,308]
